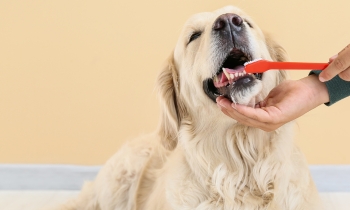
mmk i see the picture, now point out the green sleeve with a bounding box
[310,70,350,106]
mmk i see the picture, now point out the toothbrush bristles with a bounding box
[244,58,263,66]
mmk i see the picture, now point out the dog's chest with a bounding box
[163,167,275,210]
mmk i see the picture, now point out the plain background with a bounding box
[0,0,349,165]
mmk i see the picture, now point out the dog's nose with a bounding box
[213,13,243,31]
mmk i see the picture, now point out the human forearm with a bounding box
[300,74,329,108]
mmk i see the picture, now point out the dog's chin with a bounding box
[227,79,263,106]
[203,75,263,106]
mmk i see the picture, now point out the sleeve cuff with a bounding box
[309,70,350,106]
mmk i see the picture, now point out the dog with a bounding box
[57,5,322,210]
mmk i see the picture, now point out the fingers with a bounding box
[338,44,350,55]
[234,104,280,124]
[216,96,270,122]
[338,67,350,81]
[328,54,338,63]
[216,96,235,110]
[320,44,350,81]
[216,97,283,132]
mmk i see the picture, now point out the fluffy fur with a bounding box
[56,6,322,210]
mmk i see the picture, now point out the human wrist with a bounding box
[301,75,330,105]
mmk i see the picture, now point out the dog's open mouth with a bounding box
[203,48,262,102]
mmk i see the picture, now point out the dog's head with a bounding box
[157,6,288,150]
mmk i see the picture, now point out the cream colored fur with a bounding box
[56,6,322,210]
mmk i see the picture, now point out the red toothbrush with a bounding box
[244,59,329,73]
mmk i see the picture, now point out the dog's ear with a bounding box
[156,52,186,150]
[264,33,289,83]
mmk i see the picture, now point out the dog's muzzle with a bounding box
[203,13,262,103]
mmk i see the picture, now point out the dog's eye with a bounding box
[244,20,253,28]
[188,31,202,44]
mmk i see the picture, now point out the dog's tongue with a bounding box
[219,72,228,83]
[214,65,245,87]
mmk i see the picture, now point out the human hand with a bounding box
[319,44,350,82]
[216,75,329,132]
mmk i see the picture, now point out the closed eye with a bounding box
[244,19,253,28]
[188,31,202,44]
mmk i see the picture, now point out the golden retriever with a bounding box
[57,5,321,210]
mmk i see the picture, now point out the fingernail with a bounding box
[319,76,326,82]
[329,54,338,62]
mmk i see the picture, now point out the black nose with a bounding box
[213,13,243,31]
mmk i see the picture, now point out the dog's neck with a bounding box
[175,119,295,206]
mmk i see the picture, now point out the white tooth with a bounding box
[214,75,218,83]
[222,68,230,79]
[243,70,246,74]
[235,73,239,77]
[239,72,243,76]
[230,74,235,79]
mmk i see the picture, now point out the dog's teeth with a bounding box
[222,68,230,79]
[230,73,234,79]
[243,70,247,74]
[213,75,218,83]
[235,73,239,77]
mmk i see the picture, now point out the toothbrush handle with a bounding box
[269,62,329,70]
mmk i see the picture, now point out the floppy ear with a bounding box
[156,52,187,150]
[264,33,289,83]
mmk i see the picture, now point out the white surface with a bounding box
[0,191,78,210]
[0,191,349,210]
[320,193,350,210]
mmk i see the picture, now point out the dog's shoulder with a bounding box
[63,133,161,210]
[96,133,158,208]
